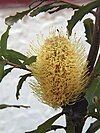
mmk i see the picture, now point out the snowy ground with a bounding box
[0,7,99,133]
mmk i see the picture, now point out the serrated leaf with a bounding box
[4,54,23,66]
[86,76,100,119]
[16,73,31,99]
[30,4,54,16]
[5,9,31,26]
[0,49,2,56]
[0,104,30,109]
[86,120,100,133]
[86,76,100,105]
[4,67,13,76]
[0,26,11,50]
[67,0,100,35]
[23,56,37,65]
[0,67,13,82]
[30,2,78,17]
[25,112,62,133]
[0,58,4,82]
[46,125,65,132]
[94,55,100,75]
[84,18,94,44]
[49,2,79,14]
[2,50,24,66]
[6,49,28,61]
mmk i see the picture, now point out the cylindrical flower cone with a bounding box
[29,33,89,108]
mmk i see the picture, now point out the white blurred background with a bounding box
[0,7,99,133]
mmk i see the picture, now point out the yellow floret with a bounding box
[29,34,89,108]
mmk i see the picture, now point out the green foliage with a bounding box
[5,1,79,26]
[16,73,32,99]
[0,67,13,82]
[86,120,100,133]
[30,2,77,17]
[0,27,10,81]
[67,0,100,35]
[3,52,24,66]
[84,18,94,44]
[26,113,63,133]
[66,118,75,133]
[5,9,32,26]
[0,26,11,50]
[6,49,28,61]
[0,57,5,82]
[94,55,100,75]
[0,104,30,109]
[86,55,100,119]
[86,77,100,105]
[23,56,37,65]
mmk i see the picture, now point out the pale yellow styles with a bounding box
[29,33,89,108]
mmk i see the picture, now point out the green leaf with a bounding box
[0,57,4,82]
[94,54,100,75]
[86,76,100,105]
[86,120,100,133]
[23,56,37,65]
[66,117,75,133]
[46,125,65,132]
[6,49,28,61]
[67,0,100,35]
[0,104,30,109]
[0,67,13,82]
[25,112,63,133]
[3,67,13,77]
[86,76,100,119]
[5,9,31,26]
[2,50,24,66]
[30,2,79,17]
[84,18,94,44]
[49,3,79,14]
[16,73,31,99]
[0,26,11,50]
[30,4,55,16]
[4,54,23,66]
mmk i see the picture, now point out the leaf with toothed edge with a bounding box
[0,26,11,50]
[67,0,100,35]
[0,104,30,109]
[0,67,13,82]
[0,57,5,82]
[86,55,100,119]
[23,56,37,65]
[16,73,32,100]
[30,2,79,17]
[25,112,63,133]
[5,9,31,26]
[83,18,94,44]
[6,49,28,61]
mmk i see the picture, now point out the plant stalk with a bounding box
[63,98,88,133]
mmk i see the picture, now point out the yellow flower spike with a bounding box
[29,33,89,108]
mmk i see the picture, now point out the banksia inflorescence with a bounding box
[29,33,89,108]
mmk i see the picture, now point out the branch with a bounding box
[62,98,88,133]
[2,59,32,72]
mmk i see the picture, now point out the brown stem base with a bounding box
[62,98,88,133]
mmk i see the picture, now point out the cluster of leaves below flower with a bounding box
[0,0,100,133]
